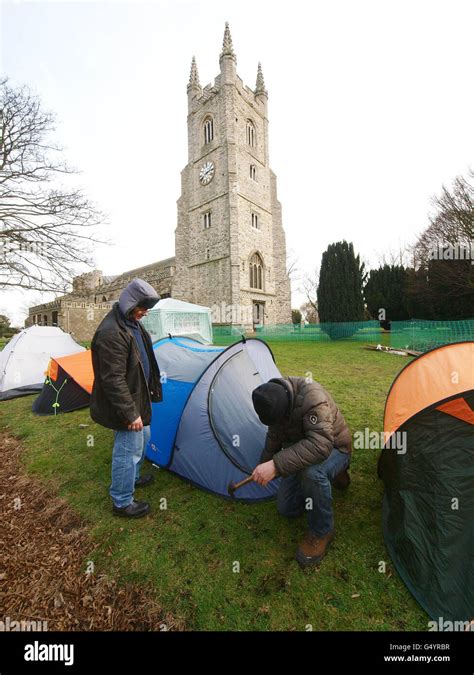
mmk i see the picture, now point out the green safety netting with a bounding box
[214,322,383,342]
[390,319,474,352]
[212,325,247,345]
[213,319,474,350]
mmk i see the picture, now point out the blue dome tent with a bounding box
[145,336,282,501]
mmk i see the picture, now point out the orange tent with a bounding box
[378,341,473,623]
[33,350,93,415]
[384,341,474,439]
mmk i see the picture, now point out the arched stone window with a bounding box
[249,252,264,290]
[204,117,214,144]
[246,120,256,147]
[250,164,257,181]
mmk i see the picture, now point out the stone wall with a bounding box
[26,299,113,343]
[26,258,175,341]
[72,270,103,298]
[95,259,175,303]
[59,302,113,343]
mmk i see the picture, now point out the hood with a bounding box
[118,278,160,318]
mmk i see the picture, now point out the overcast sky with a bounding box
[1,0,473,325]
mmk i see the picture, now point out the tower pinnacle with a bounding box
[255,62,267,96]
[220,22,236,63]
[188,55,200,88]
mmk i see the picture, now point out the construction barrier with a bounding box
[390,319,474,352]
[213,319,474,351]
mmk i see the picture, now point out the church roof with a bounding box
[109,257,175,280]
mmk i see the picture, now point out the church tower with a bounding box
[173,23,291,328]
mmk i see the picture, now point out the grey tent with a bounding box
[0,326,85,401]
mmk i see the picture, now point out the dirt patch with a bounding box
[0,432,185,631]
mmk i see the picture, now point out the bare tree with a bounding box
[413,171,473,261]
[286,248,300,282]
[375,244,411,268]
[300,266,319,317]
[412,171,474,294]
[405,170,474,318]
[0,78,106,292]
[19,290,49,318]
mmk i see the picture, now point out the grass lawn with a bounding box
[0,340,428,631]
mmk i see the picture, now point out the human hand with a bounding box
[128,416,143,431]
[251,460,277,486]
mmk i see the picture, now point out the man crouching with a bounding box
[251,377,351,568]
[90,278,163,518]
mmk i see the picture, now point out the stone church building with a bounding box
[26,24,291,342]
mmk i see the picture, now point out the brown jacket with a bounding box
[260,377,352,477]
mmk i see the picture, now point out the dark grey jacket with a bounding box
[260,377,352,477]
[90,284,162,430]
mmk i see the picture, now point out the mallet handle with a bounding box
[232,476,253,492]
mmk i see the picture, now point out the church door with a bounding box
[253,302,265,330]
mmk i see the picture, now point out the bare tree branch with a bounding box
[286,249,300,281]
[412,171,473,262]
[300,267,319,315]
[0,78,109,292]
[406,170,474,316]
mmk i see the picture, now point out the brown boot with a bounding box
[295,531,334,568]
[332,469,350,490]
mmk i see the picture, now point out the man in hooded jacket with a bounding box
[251,376,352,567]
[90,278,163,518]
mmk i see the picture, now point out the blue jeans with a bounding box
[110,426,151,508]
[277,447,350,536]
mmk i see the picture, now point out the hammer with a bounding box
[227,475,254,497]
